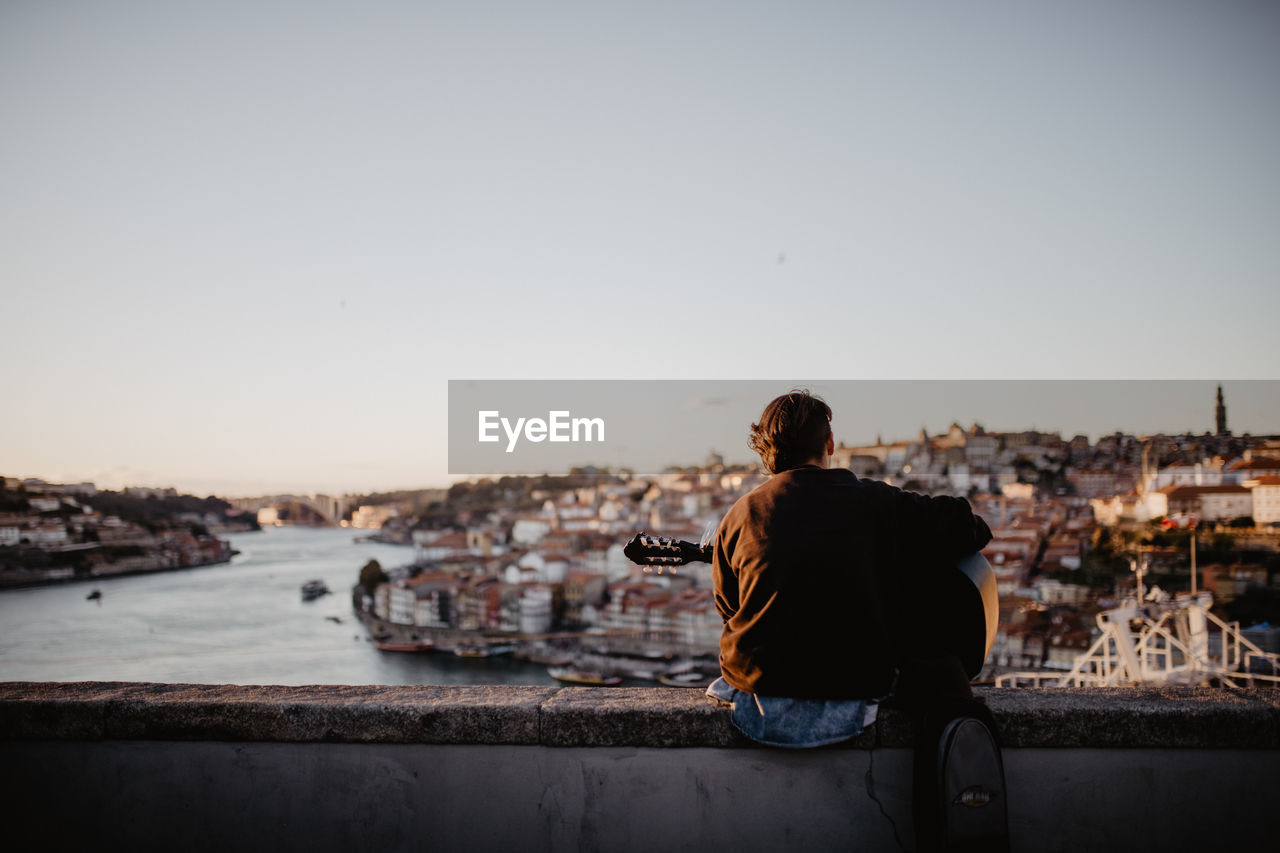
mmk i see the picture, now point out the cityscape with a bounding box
[4,384,1278,850]
[6,386,1278,686]
[4,1,1277,847]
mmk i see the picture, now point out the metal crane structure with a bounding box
[995,591,1280,689]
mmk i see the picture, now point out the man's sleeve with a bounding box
[883,483,992,563]
[712,523,738,624]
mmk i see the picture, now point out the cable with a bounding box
[864,722,911,853]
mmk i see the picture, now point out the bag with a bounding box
[913,699,1009,852]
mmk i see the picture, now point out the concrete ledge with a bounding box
[0,682,558,745]
[539,687,742,747]
[2,682,1279,748]
[5,683,1277,852]
[988,684,1280,748]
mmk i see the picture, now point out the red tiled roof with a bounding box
[402,570,455,587]
[1164,485,1250,497]
[1228,458,1280,471]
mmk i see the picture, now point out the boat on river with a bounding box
[657,670,713,688]
[548,666,622,686]
[374,640,435,653]
[455,643,517,658]
[300,579,331,601]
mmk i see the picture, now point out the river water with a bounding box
[0,526,561,687]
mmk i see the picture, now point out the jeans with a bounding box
[705,676,879,748]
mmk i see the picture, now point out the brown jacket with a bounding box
[713,466,992,700]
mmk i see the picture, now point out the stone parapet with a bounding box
[3,682,1278,749]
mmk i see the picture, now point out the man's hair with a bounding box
[748,389,833,474]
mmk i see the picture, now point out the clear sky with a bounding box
[3,1,1278,496]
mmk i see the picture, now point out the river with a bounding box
[0,526,561,687]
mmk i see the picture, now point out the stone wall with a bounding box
[2,683,1277,851]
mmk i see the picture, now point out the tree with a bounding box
[358,559,388,593]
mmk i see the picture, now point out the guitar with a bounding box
[623,531,999,680]
[622,531,712,570]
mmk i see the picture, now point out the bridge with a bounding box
[228,493,348,526]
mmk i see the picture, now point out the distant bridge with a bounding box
[229,494,348,526]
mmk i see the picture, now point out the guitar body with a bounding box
[958,552,1000,676]
[906,551,998,680]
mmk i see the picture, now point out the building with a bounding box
[1151,461,1224,490]
[1036,579,1090,606]
[27,523,69,546]
[1068,468,1117,497]
[1161,485,1252,523]
[373,584,391,621]
[562,571,607,629]
[517,584,554,634]
[1227,457,1280,483]
[352,504,397,530]
[414,530,468,562]
[1249,477,1280,525]
[454,576,501,632]
[411,574,458,629]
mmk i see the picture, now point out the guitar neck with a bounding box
[623,532,712,567]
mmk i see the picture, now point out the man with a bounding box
[706,390,1005,850]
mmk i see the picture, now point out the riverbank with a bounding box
[354,606,719,685]
[0,548,238,591]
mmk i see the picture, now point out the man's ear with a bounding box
[826,432,835,455]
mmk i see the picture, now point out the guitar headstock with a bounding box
[623,531,713,571]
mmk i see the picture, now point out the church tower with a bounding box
[1215,385,1228,435]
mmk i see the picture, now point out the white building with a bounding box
[413,584,454,629]
[964,435,999,470]
[511,519,551,545]
[388,584,417,625]
[1037,579,1090,606]
[1091,494,1153,526]
[1163,485,1253,523]
[1151,462,1224,491]
[665,590,721,648]
[413,530,468,561]
[947,463,973,494]
[604,543,630,580]
[518,585,553,634]
[1249,477,1280,525]
[28,524,69,546]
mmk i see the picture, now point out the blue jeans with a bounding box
[705,676,879,748]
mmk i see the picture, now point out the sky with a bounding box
[2,1,1278,496]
